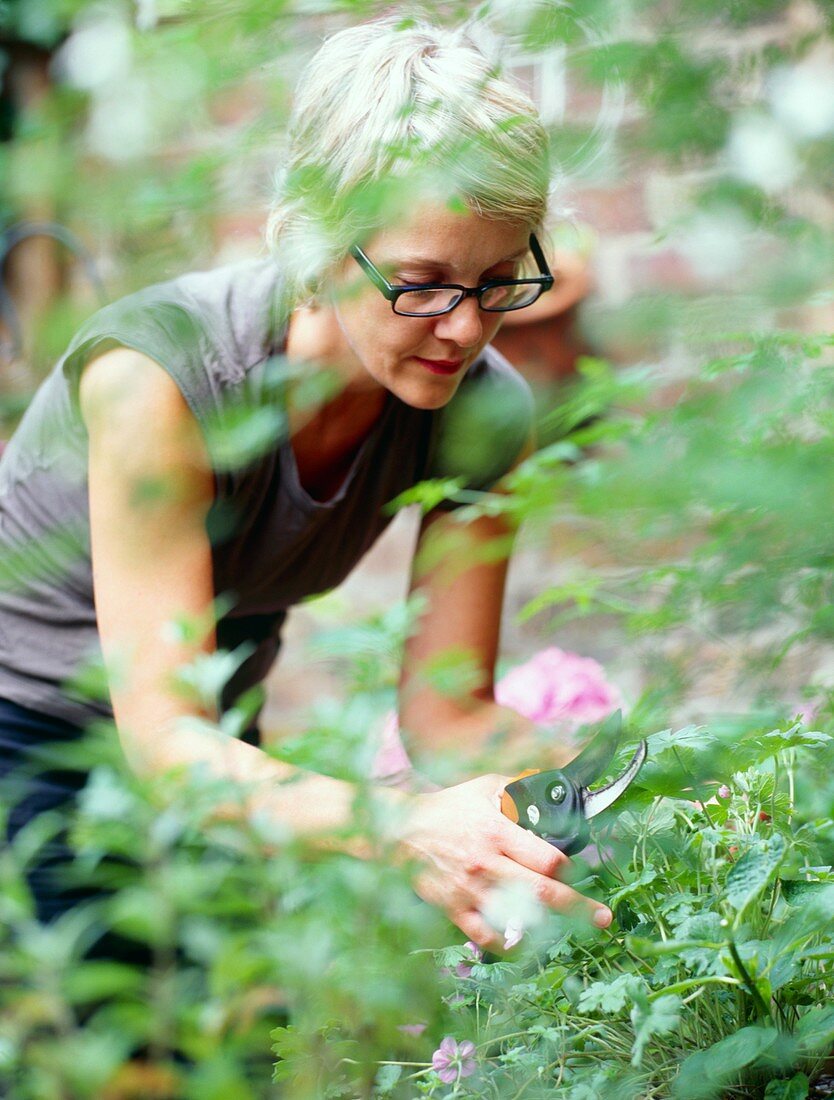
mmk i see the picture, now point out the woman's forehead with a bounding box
[367,204,531,265]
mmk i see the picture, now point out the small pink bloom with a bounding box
[495,647,622,728]
[397,1022,427,1036]
[432,1037,477,1084]
[503,920,524,950]
[454,940,483,977]
[718,785,731,799]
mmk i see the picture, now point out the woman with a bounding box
[0,17,612,949]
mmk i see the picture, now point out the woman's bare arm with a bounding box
[398,438,573,774]
[80,347,407,849]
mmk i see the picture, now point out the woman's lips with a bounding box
[414,356,464,376]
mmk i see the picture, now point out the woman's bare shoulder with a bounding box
[79,347,211,478]
[79,346,184,423]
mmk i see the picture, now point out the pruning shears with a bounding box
[500,710,647,855]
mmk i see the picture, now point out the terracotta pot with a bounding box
[491,247,593,384]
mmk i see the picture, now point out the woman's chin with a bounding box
[390,368,463,410]
[398,382,459,410]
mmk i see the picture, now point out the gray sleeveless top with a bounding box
[0,258,533,734]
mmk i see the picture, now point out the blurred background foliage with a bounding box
[1,0,833,1095]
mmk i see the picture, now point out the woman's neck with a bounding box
[284,305,388,494]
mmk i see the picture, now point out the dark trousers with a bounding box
[0,696,151,965]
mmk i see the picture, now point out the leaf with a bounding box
[764,725,832,749]
[271,1026,302,1081]
[608,867,658,907]
[672,913,727,975]
[470,961,515,984]
[646,726,710,754]
[384,477,467,515]
[781,878,834,905]
[77,767,137,822]
[725,835,785,912]
[578,973,643,1014]
[616,800,677,838]
[626,935,709,958]
[272,1023,358,1086]
[796,1006,834,1055]
[374,1064,402,1094]
[61,960,145,1004]
[630,992,681,1067]
[764,1075,809,1100]
[171,645,255,708]
[672,1027,779,1098]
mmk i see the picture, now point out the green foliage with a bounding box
[4,703,828,1096]
[374,724,833,1098]
[672,1027,780,1099]
[498,334,834,726]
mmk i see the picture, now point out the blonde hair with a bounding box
[265,17,550,306]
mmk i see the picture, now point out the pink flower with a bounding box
[503,919,524,950]
[718,785,731,799]
[454,941,483,978]
[397,1022,427,1036]
[431,1037,477,1084]
[369,647,621,779]
[494,647,622,727]
[440,941,483,979]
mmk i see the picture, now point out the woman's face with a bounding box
[327,203,532,410]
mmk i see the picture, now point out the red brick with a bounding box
[627,247,699,293]
[564,74,606,119]
[572,182,650,234]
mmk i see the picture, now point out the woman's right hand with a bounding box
[395,772,613,950]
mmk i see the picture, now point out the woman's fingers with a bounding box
[497,816,570,879]
[455,909,505,952]
[496,820,613,928]
[397,773,613,938]
[492,853,613,929]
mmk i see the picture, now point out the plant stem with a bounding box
[649,975,739,1000]
[727,939,773,1024]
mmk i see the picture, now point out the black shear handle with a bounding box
[500,769,589,856]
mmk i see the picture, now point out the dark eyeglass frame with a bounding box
[349,233,555,317]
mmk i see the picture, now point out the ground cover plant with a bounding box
[4,676,830,1097]
[367,718,834,1098]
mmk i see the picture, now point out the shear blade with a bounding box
[582,740,648,819]
[562,709,624,789]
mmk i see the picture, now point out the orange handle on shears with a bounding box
[500,768,541,823]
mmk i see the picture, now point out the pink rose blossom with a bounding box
[494,646,622,727]
[370,648,622,779]
[431,1037,477,1084]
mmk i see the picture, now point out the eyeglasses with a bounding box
[349,233,555,317]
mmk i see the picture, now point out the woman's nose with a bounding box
[433,295,484,347]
